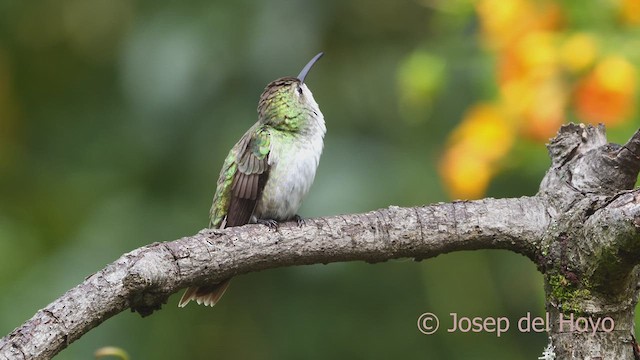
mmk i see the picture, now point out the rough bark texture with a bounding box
[1,123,639,360]
[537,124,640,359]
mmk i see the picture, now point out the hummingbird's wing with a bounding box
[209,126,271,228]
[180,126,271,308]
[226,127,271,226]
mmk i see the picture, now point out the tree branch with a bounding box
[0,197,548,360]
[535,124,640,359]
[3,123,640,360]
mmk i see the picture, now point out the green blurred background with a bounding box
[1,0,639,359]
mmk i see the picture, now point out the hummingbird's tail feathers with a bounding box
[177,279,231,308]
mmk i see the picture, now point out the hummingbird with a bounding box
[178,52,326,307]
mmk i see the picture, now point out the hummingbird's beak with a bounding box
[297,52,324,83]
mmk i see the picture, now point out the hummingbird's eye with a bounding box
[297,86,304,96]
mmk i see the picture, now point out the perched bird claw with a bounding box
[294,214,305,227]
[257,218,279,230]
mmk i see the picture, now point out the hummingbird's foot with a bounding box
[293,214,305,227]
[257,218,279,230]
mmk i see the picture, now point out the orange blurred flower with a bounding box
[500,74,566,140]
[574,56,637,126]
[498,31,559,84]
[620,0,640,26]
[476,0,562,49]
[440,104,515,199]
[475,0,533,48]
[496,29,566,140]
[440,0,638,199]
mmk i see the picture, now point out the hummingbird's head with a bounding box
[257,53,324,132]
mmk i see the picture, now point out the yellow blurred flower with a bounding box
[523,78,566,140]
[449,104,515,160]
[501,74,566,140]
[440,145,492,199]
[497,30,560,88]
[595,55,636,94]
[440,104,515,199]
[476,0,562,49]
[559,33,598,73]
[516,31,558,72]
[441,0,639,199]
[476,0,533,48]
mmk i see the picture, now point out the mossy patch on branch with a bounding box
[547,273,591,314]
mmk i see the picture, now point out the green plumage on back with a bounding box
[208,152,236,229]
